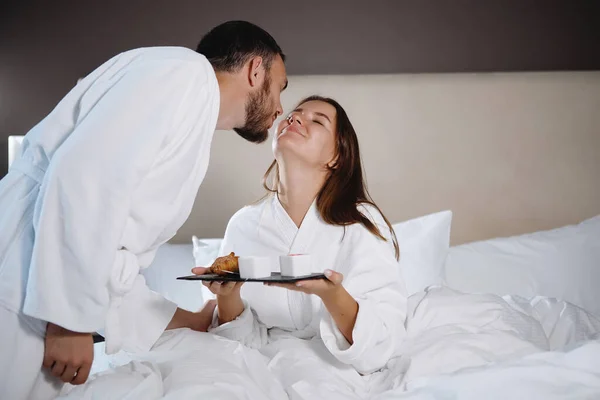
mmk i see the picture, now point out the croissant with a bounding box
[208,252,239,275]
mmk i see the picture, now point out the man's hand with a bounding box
[166,300,217,332]
[43,323,94,385]
[189,299,217,332]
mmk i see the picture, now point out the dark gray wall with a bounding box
[1,0,599,176]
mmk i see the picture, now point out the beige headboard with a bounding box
[173,71,600,245]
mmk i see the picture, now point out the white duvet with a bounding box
[59,287,600,400]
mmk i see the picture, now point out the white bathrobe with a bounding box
[209,195,408,396]
[0,46,219,399]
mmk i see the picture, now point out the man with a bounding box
[0,20,287,399]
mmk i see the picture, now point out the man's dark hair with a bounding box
[196,21,285,73]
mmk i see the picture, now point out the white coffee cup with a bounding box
[279,254,312,277]
[238,256,272,279]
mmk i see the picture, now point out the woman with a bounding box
[195,96,408,397]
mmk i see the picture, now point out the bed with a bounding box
[47,70,599,399]
[61,211,600,399]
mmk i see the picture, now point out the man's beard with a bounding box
[234,77,273,144]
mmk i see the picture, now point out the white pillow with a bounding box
[142,239,222,311]
[392,210,453,295]
[192,236,222,301]
[191,236,223,267]
[444,215,600,317]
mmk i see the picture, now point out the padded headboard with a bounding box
[173,71,600,245]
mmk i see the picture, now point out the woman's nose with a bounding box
[289,114,302,125]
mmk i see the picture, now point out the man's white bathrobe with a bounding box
[0,47,220,399]
[209,195,408,396]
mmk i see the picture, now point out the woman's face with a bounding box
[273,100,337,169]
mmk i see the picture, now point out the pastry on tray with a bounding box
[208,252,239,275]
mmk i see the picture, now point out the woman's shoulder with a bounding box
[355,203,388,226]
[350,203,394,241]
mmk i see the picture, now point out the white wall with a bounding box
[175,71,600,245]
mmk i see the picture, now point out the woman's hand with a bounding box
[265,269,344,300]
[266,269,358,344]
[191,266,245,325]
[191,266,244,298]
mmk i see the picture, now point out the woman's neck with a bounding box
[277,161,327,228]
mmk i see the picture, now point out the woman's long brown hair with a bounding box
[262,95,400,260]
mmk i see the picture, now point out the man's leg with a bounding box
[0,306,62,400]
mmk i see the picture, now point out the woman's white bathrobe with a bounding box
[209,195,408,396]
[0,47,220,399]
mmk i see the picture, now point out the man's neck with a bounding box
[277,161,327,228]
[215,72,243,130]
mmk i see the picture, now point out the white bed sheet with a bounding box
[62,287,600,399]
[375,341,600,400]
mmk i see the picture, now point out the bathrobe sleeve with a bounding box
[320,205,408,374]
[208,210,270,348]
[208,300,270,349]
[23,59,213,353]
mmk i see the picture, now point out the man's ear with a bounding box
[247,56,264,88]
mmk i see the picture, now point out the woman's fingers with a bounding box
[192,266,209,275]
[263,271,344,297]
[202,281,220,294]
[221,281,237,291]
[211,281,222,293]
[264,282,296,290]
[324,269,344,285]
[203,280,240,296]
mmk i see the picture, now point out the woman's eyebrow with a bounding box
[294,108,332,123]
